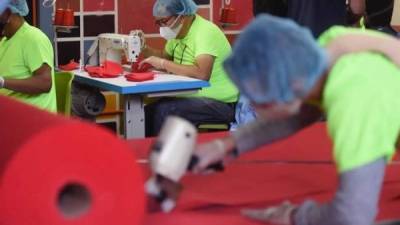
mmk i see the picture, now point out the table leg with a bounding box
[124,95,145,139]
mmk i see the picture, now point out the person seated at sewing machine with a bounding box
[0,0,56,112]
[192,15,400,225]
[140,0,239,136]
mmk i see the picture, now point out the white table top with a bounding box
[73,70,210,94]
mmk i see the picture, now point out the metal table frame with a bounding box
[74,70,209,139]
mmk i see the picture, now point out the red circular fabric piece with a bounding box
[0,96,146,225]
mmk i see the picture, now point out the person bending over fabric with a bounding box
[141,0,238,136]
[192,15,400,225]
[0,0,56,112]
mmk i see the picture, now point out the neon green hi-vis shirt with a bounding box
[0,22,57,112]
[165,14,238,103]
[318,26,400,172]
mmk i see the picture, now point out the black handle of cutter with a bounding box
[187,155,225,172]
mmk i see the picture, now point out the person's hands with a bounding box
[241,201,297,225]
[191,138,234,174]
[139,56,166,70]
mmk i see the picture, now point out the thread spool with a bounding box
[220,7,237,24]
[63,8,75,26]
[54,8,65,25]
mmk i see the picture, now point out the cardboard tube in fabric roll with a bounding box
[0,96,145,225]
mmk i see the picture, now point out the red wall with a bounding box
[117,0,253,46]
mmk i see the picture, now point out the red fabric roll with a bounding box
[0,96,145,225]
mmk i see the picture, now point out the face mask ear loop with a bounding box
[169,15,182,29]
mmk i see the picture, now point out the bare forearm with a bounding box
[327,34,400,68]
[4,76,52,94]
[163,60,211,80]
[231,104,322,154]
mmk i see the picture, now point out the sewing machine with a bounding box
[87,31,144,66]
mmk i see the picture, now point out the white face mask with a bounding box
[159,15,183,40]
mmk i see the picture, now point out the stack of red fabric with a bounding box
[86,61,124,78]
[125,72,155,82]
[132,57,153,73]
[59,59,79,71]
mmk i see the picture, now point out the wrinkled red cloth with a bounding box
[85,61,123,78]
[126,123,400,225]
[125,72,155,82]
[132,57,153,73]
[59,59,79,71]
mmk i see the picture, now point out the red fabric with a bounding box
[59,59,79,71]
[126,124,400,224]
[125,72,155,82]
[131,55,153,73]
[104,60,124,75]
[132,60,153,73]
[85,61,123,78]
[0,96,146,225]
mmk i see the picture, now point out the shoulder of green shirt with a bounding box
[318,25,390,46]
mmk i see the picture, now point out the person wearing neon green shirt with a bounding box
[192,15,400,225]
[141,0,238,136]
[0,0,56,113]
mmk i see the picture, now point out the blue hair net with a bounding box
[8,0,29,16]
[0,0,10,14]
[153,0,197,17]
[224,14,328,105]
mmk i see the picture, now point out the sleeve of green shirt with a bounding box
[193,29,220,57]
[23,32,54,74]
[318,25,389,47]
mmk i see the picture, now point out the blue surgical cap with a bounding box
[224,14,328,105]
[0,0,10,14]
[153,0,198,17]
[8,0,29,17]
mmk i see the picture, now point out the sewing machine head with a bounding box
[97,31,143,65]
